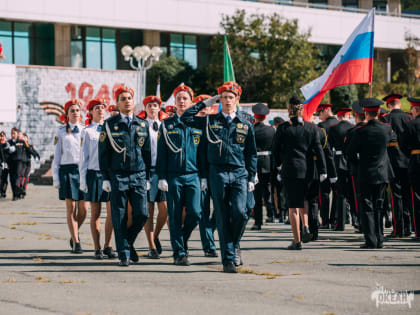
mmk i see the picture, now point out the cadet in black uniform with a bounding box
[0,131,9,198]
[328,108,354,231]
[317,104,339,229]
[251,103,276,230]
[99,86,151,266]
[348,98,395,249]
[21,133,40,198]
[382,94,412,237]
[400,98,420,239]
[7,127,28,200]
[272,96,327,250]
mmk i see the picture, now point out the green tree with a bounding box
[207,10,324,108]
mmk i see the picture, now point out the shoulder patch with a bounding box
[53,136,58,145]
[99,131,106,142]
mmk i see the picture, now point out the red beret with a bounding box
[165,105,177,113]
[107,105,119,113]
[143,96,162,106]
[218,82,241,96]
[223,81,242,96]
[173,85,194,99]
[193,94,212,104]
[114,86,134,101]
[64,99,83,113]
[87,98,108,111]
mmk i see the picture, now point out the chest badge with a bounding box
[169,125,174,130]
[140,122,145,128]
[53,136,58,145]
[99,131,106,142]
[237,123,243,129]
[193,135,200,145]
[243,125,249,130]
[138,137,145,147]
[236,134,245,144]
[114,126,118,131]
[136,127,140,131]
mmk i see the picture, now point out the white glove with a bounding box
[158,179,168,192]
[80,181,88,193]
[248,182,255,192]
[146,181,150,191]
[320,174,328,183]
[9,145,16,153]
[330,177,338,184]
[1,162,7,169]
[200,178,208,191]
[254,173,259,185]
[277,165,282,171]
[276,174,282,182]
[102,180,112,192]
[203,94,220,107]
[53,179,60,189]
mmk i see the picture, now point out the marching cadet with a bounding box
[7,127,27,200]
[181,82,257,273]
[272,96,327,250]
[382,94,412,237]
[344,100,367,232]
[400,97,420,239]
[328,108,354,231]
[52,99,88,254]
[316,104,339,229]
[194,94,218,258]
[20,133,40,199]
[99,87,151,266]
[157,85,205,266]
[79,98,117,260]
[251,103,276,230]
[0,131,9,198]
[347,98,395,249]
[140,95,169,259]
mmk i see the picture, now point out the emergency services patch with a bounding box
[140,122,146,128]
[53,136,58,145]
[99,131,106,142]
[157,131,161,141]
[236,134,245,144]
[243,125,249,130]
[237,123,243,129]
[193,135,200,145]
[138,137,145,147]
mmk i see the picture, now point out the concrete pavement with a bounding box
[0,184,419,315]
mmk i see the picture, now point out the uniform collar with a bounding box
[120,112,134,120]
[222,111,236,121]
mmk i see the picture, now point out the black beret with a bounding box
[359,98,384,108]
[252,103,270,116]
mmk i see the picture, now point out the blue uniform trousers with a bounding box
[199,188,217,252]
[209,165,248,265]
[110,171,148,260]
[167,173,201,259]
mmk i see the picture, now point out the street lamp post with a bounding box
[121,45,162,110]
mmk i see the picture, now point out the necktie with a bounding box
[227,116,232,124]
[126,116,131,128]
[153,121,159,132]
[72,126,79,134]
[97,125,103,132]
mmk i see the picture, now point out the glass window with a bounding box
[0,21,12,64]
[102,41,116,70]
[86,41,101,69]
[373,0,387,12]
[71,40,83,68]
[163,33,200,69]
[0,21,12,36]
[117,29,143,70]
[86,27,100,41]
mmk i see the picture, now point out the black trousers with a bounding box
[0,167,8,195]
[8,160,24,198]
[411,181,420,238]
[320,180,332,225]
[307,180,320,236]
[389,167,412,236]
[350,174,362,228]
[335,170,355,230]
[254,173,275,225]
[360,182,386,247]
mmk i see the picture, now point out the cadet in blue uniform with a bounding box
[347,98,395,249]
[251,103,276,230]
[52,99,88,254]
[80,98,117,260]
[139,95,169,259]
[400,98,420,239]
[99,87,151,266]
[157,85,206,266]
[181,82,257,273]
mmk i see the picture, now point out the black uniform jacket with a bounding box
[254,122,275,174]
[329,120,354,172]
[400,115,420,183]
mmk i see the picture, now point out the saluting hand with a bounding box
[203,94,220,107]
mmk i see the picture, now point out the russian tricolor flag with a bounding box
[301,8,375,121]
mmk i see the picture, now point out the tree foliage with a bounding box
[206,10,324,108]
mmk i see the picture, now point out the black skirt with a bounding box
[283,178,306,208]
[85,169,110,202]
[58,164,82,201]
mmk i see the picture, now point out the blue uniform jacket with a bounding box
[156,113,206,180]
[181,102,258,183]
[98,114,151,181]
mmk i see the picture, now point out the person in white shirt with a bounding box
[79,98,117,260]
[139,96,169,259]
[52,99,88,254]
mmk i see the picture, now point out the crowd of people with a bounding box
[0,128,40,201]
[41,82,420,272]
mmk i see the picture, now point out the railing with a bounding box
[241,0,420,19]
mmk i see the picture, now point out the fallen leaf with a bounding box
[295,296,304,300]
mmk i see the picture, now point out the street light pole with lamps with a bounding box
[121,45,162,110]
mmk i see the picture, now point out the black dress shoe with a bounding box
[103,247,117,259]
[12,196,18,201]
[287,241,302,250]
[251,224,261,231]
[301,227,312,243]
[154,237,162,255]
[265,217,274,223]
[319,224,329,229]
[223,263,238,273]
[204,249,218,257]
[385,219,392,229]
[118,258,130,267]
[129,245,139,262]
[311,233,318,241]
[94,249,104,259]
[147,249,160,259]
[234,248,243,266]
[377,242,384,249]
[72,243,83,254]
[174,255,190,266]
[360,243,376,249]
